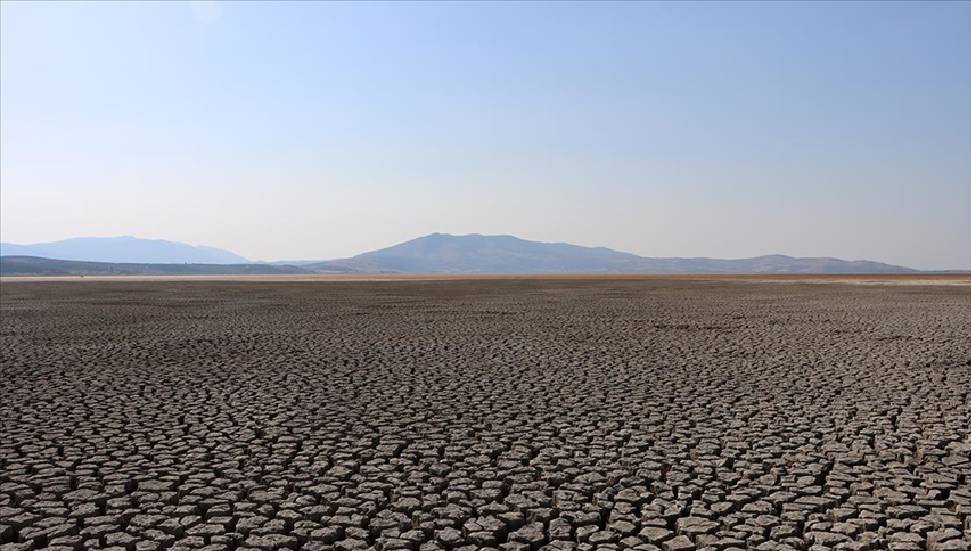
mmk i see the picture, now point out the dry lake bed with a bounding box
[1,279,969,551]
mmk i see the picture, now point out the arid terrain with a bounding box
[1,280,969,551]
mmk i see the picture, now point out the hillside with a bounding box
[307,233,916,274]
[0,237,249,264]
[1,233,921,275]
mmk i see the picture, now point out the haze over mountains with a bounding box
[0,233,923,275]
[309,233,915,274]
[0,236,249,264]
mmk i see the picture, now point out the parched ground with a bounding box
[1,280,969,551]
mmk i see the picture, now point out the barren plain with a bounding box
[1,280,969,551]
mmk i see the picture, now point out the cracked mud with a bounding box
[1,280,969,551]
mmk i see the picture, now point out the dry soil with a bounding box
[1,280,969,551]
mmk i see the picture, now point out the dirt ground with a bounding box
[1,280,969,551]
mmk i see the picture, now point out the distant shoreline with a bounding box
[3,273,969,284]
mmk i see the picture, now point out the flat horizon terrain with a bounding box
[1,280,970,551]
[2,273,970,284]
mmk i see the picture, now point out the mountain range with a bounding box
[0,233,922,275]
[308,233,915,274]
[0,236,249,264]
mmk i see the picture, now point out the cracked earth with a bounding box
[1,280,969,551]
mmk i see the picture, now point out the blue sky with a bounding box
[1,1,969,268]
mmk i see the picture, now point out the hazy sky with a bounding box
[2,1,969,269]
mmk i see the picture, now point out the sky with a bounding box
[1,1,969,269]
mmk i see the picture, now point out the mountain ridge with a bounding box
[0,236,249,264]
[306,233,917,274]
[1,233,924,274]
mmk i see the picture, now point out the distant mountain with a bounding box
[307,233,916,274]
[0,233,920,275]
[0,256,315,276]
[0,236,249,264]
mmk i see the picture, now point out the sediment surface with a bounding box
[1,280,969,551]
